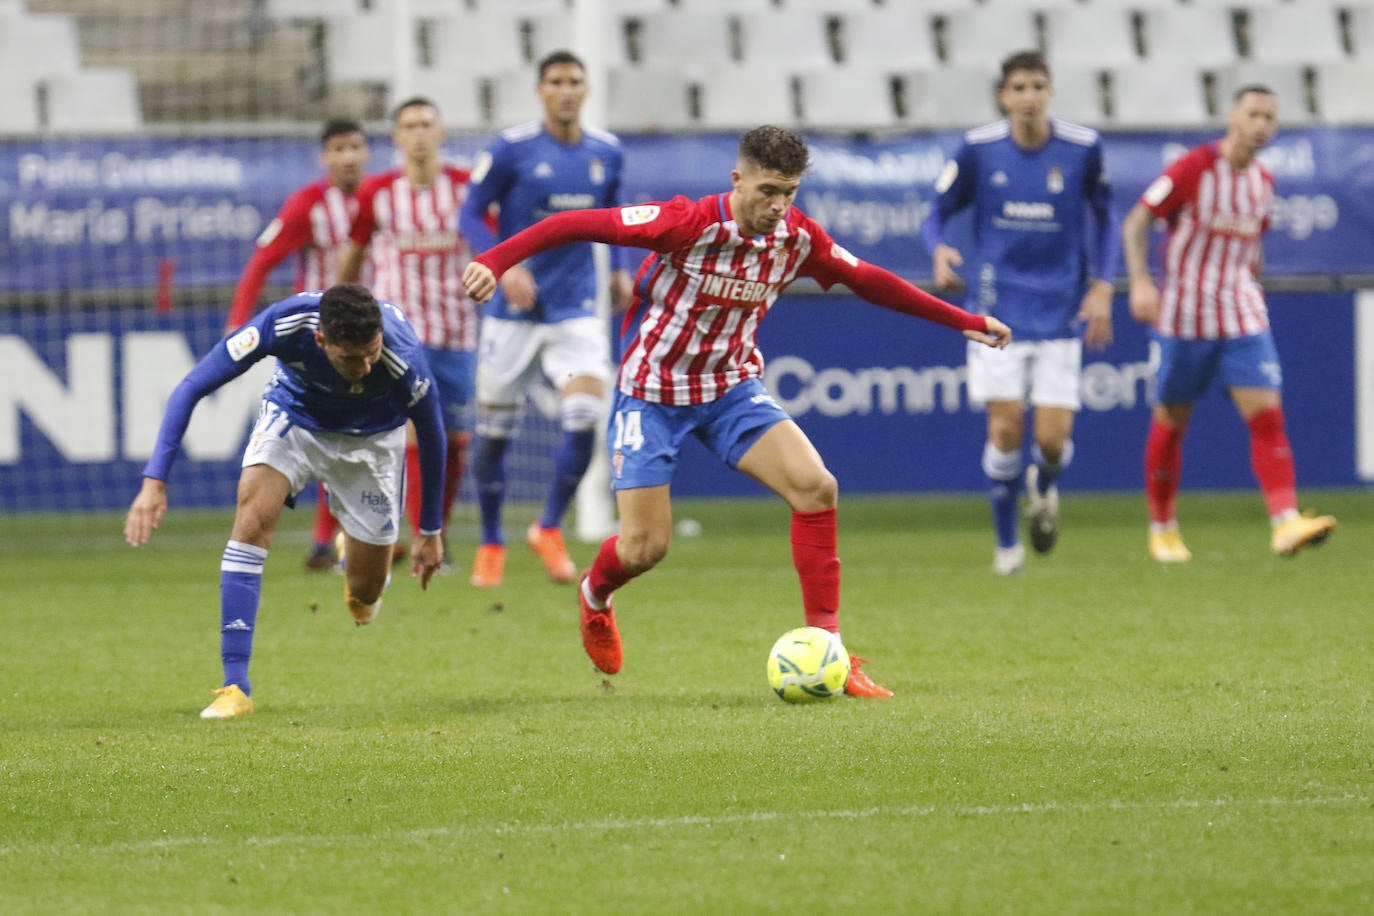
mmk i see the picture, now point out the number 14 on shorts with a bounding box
[614,409,645,451]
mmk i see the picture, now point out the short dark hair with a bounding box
[391,95,439,122]
[999,50,1050,88]
[1233,83,1276,104]
[320,118,363,145]
[318,284,383,346]
[738,125,810,176]
[538,50,585,80]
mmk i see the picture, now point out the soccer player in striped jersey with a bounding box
[225,118,372,572]
[462,126,1012,698]
[1123,85,1336,562]
[458,50,632,589]
[921,50,1120,576]
[123,284,447,719]
[339,97,476,561]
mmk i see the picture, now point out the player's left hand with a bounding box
[124,477,168,546]
[1079,280,1114,350]
[411,533,444,589]
[965,316,1012,349]
[462,262,498,303]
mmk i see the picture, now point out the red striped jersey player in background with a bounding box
[1123,84,1336,563]
[225,118,372,571]
[339,97,477,561]
[463,125,1012,698]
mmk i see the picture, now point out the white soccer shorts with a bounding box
[477,315,612,405]
[966,337,1082,410]
[242,404,406,546]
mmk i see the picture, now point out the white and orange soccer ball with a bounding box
[766,626,850,702]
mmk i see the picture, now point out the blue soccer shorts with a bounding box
[1149,330,1283,405]
[424,346,476,433]
[607,378,790,491]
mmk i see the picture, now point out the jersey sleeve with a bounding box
[141,312,276,481]
[604,145,634,273]
[1084,140,1122,282]
[457,141,515,254]
[798,215,987,333]
[473,197,704,278]
[921,141,977,252]
[1139,146,1206,220]
[226,190,316,327]
[348,177,381,246]
[398,348,448,535]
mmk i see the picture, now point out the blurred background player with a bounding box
[922,50,1119,576]
[339,97,475,566]
[463,125,1012,698]
[225,117,372,571]
[458,50,632,588]
[124,284,447,719]
[1123,85,1336,562]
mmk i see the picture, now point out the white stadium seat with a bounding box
[0,12,81,81]
[633,11,737,70]
[1106,64,1209,128]
[1246,5,1345,65]
[1351,5,1374,62]
[798,67,899,130]
[737,11,836,70]
[900,66,1000,129]
[1048,66,1107,127]
[838,8,938,70]
[1139,6,1238,69]
[1041,6,1138,69]
[607,66,697,132]
[939,7,1039,70]
[1313,61,1374,124]
[697,65,797,130]
[0,80,40,133]
[46,68,142,133]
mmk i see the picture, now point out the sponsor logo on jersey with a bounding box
[589,158,604,184]
[620,204,660,226]
[830,242,858,267]
[698,273,774,304]
[255,217,283,247]
[226,326,260,361]
[1001,201,1055,220]
[1047,167,1063,194]
[549,192,595,210]
[935,160,958,193]
[470,151,493,185]
[393,229,459,252]
[1205,212,1264,237]
[990,170,1009,187]
[1142,175,1173,207]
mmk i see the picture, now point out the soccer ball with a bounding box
[766,627,850,702]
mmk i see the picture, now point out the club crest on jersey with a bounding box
[589,158,605,184]
[226,326,260,362]
[620,205,660,226]
[612,450,625,478]
[1047,167,1064,194]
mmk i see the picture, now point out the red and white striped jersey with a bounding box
[351,164,476,350]
[615,194,850,404]
[472,194,986,407]
[1139,142,1273,339]
[227,178,363,328]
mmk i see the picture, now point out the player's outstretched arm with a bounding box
[411,533,444,589]
[124,477,169,546]
[965,316,1012,349]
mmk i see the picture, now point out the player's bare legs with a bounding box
[1230,386,1336,555]
[339,536,394,625]
[984,400,1027,574]
[737,421,891,698]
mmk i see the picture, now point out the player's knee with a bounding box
[560,392,603,433]
[475,403,520,440]
[617,530,669,574]
[792,468,838,511]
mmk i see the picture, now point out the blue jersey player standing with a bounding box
[123,284,447,719]
[921,50,1120,575]
[458,50,632,588]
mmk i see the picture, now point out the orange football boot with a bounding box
[844,655,893,698]
[579,574,623,674]
[527,522,577,583]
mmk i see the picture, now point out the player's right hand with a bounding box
[932,244,965,289]
[462,262,498,303]
[124,478,168,546]
[965,316,1012,349]
[411,533,444,589]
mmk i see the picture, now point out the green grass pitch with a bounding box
[2,491,1370,914]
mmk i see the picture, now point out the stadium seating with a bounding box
[1312,61,1374,123]
[938,7,1040,70]
[1213,62,1315,124]
[1244,5,1345,65]
[797,67,899,131]
[44,68,142,133]
[1106,64,1210,127]
[697,66,797,130]
[0,80,41,132]
[1048,66,1107,127]
[632,11,737,70]
[606,65,697,132]
[836,7,938,70]
[1347,4,1374,60]
[1138,6,1239,69]
[737,10,837,70]
[900,66,1000,130]
[0,11,81,80]
[1041,6,1138,69]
